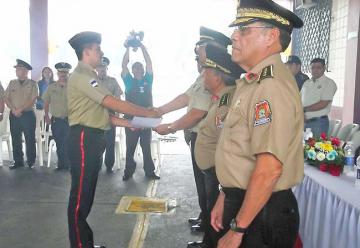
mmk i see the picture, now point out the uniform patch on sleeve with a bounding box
[254,100,272,127]
[89,79,98,87]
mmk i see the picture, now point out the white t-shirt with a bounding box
[300,74,337,119]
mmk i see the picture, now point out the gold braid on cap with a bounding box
[204,58,231,74]
[237,8,290,26]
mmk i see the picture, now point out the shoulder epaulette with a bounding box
[258,65,274,83]
[218,93,230,107]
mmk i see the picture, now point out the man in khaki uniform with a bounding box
[43,62,72,171]
[0,82,5,122]
[211,1,304,247]
[96,56,123,173]
[301,58,337,137]
[5,59,38,169]
[66,31,158,248]
[154,27,232,235]
[192,44,244,248]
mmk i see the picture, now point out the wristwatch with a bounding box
[230,218,247,234]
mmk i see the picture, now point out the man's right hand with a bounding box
[211,191,225,232]
[148,108,162,118]
[11,109,22,117]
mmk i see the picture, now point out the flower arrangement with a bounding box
[304,132,344,176]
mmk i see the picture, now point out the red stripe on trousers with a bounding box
[75,130,85,248]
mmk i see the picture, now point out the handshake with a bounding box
[124,30,144,51]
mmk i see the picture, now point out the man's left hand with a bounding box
[217,230,243,248]
[153,124,171,135]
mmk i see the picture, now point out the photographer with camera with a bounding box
[121,32,160,181]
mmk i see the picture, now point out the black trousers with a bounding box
[202,167,220,248]
[51,117,70,169]
[103,126,115,170]
[190,132,207,220]
[68,125,105,248]
[219,188,299,248]
[124,128,155,176]
[9,111,36,165]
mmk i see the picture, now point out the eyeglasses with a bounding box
[234,26,274,34]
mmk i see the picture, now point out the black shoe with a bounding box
[187,241,206,248]
[27,161,35,168]
[191,223,205,233]
[188,217,202,225]
[145,173,160,180]
[9,163,24,170]
[123,173,133,181]
[106,167,114,174]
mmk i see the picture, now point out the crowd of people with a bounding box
[0,0,340,247]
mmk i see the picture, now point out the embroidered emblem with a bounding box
[258,65,274,83]
[245,72,258,83]
[218,93,229,107]
[89,79,98,87]
[211,95,220,101]
[254,100,272,127]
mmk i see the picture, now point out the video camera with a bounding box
[124,30,144,51]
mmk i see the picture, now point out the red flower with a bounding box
[331,137,341,146]
[320,132,327,140]
[307,138,316,147]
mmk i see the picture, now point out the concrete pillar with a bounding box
[342,0,360,124]
[29,0,48,81]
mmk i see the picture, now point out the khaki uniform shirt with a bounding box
[0,82,4,101]
[68,62,111,130]
[98,76,122,98]
[5,79,38,111]
[215,54,304,191]
[185,74,212,133]
[300,75,337,119]
[42,82,68,118]
[195,85,235,170]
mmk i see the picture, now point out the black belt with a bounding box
[70,124,105,134]
[222,187,292,199]
[52,116,68,121]
[306,115,328,122]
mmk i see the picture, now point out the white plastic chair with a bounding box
[350,131,360,155]
[47,139,56,168]
[151,132,161,165]
[337,123,360,142]
[327,119,342,137]
[114,127,126,169]
[35,110,45,166]
[0,108,13,166]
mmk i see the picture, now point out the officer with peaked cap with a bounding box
[5,59,38,169]
[96,57,123,174]
[153,27,232,235]
[188,44,244,248]
[285,55,309,90]
[211,1,304,247]
[42,62,72,171]
[66,31,159,248]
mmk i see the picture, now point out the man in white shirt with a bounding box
[301,58,337,137]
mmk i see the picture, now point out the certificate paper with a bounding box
[130,117,162,128]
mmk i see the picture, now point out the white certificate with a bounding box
[130,116,162,128]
